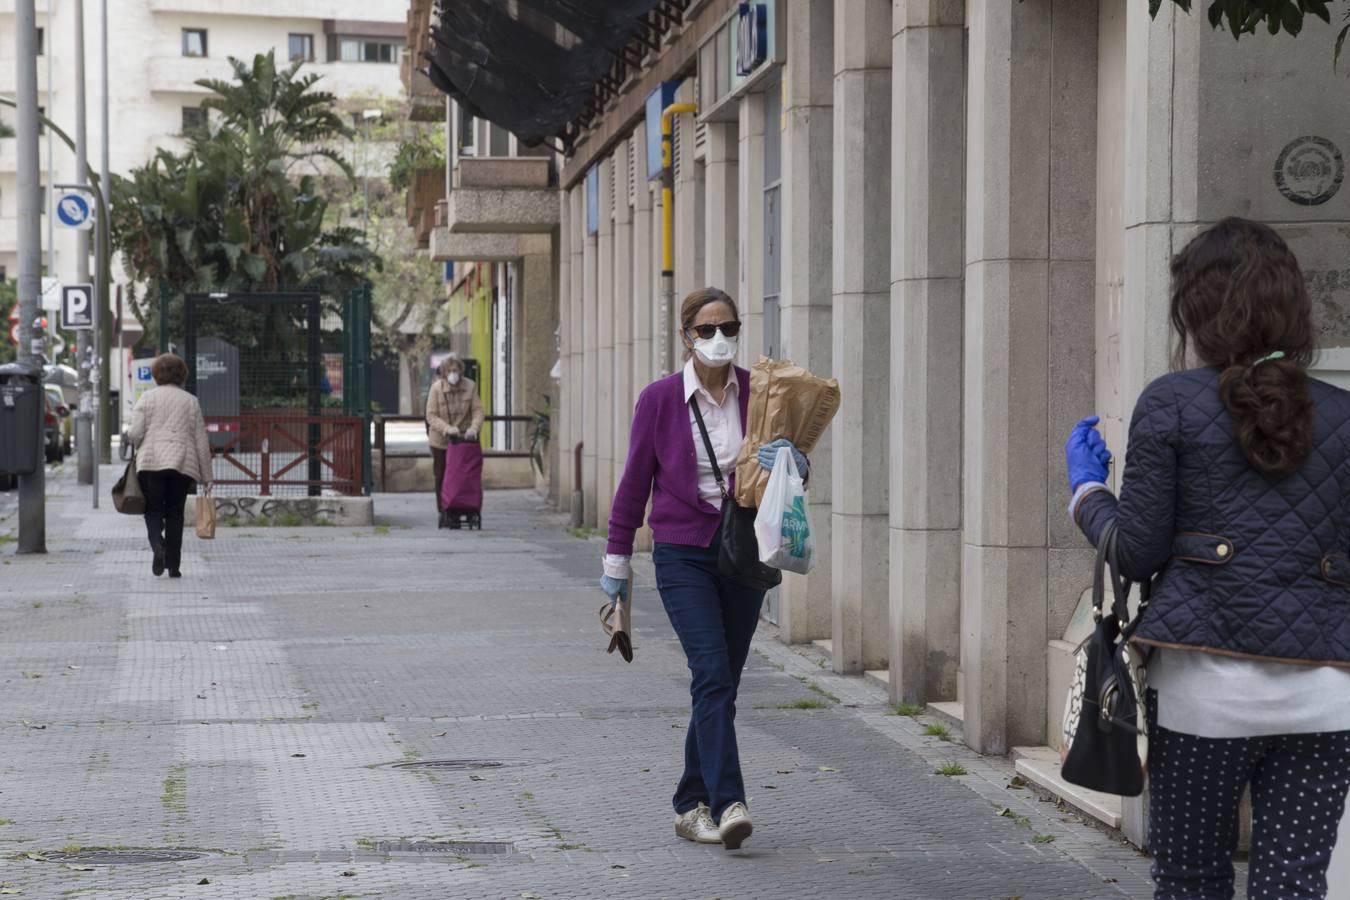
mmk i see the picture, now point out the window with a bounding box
[338,37,400,63]
[288,33,314,63]
[181,28,207,58]
[457,103,477,157]
[35,28,43,56]
[181,106,207,133]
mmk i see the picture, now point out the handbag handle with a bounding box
[1094,520,1151,640]
[690,399,731,501]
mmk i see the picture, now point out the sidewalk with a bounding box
[0,466,1159,899]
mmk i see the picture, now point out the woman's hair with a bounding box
[679,287,739,338]
[151,353,188,387]
[438,355,464,378]
[1169,217,1315,477]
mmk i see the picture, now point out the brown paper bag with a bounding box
[735,357,841,508]
[195,493,217,540]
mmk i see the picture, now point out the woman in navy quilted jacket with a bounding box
[1065,217,1350,900]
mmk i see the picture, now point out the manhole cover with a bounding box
[375,841,513,855]
[42,850,206,865]
[391,759,510,771]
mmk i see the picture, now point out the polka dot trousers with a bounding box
[1148,692,1350,899]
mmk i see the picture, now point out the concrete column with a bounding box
[961,0,1052,755]
[569,186,586,515]
[632,124,655,393]
[778,0,834,644]
[582,178,599,526]
[704,122,739,295]
[517,234,558,474]
[596,158,616,529]
[889,2,965,707]
[612,141,635,523]
[738,97,766,360]
[830,0,891,674]
[555,191,572,505]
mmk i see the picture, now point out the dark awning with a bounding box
[425,0,665,151]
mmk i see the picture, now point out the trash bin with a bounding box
[0,361,43,476]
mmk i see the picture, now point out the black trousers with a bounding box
[138,469,194,571]
[431,446,446,514]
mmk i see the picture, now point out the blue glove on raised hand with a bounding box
[758,438,809,475]
[1064,416,1112,491]
[600,574,629,608]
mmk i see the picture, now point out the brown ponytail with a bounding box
[1170,218,1315,477]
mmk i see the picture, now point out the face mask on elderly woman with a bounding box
[448,371,462,386]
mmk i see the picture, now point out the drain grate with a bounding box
[42,850,206,865]
[375,841,513,855]
[391,759,514,771]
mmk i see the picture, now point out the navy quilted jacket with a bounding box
[1076,367,1350,667]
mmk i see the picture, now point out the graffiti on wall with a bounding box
[1306,267,1350,348]
[213,497,347,525]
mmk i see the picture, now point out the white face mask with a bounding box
[692,330,738,368]
[448,371,462,385]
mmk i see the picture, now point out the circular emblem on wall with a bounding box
[1274,136,1344,206]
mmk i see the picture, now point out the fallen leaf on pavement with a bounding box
[818,766,838,773]
[433,732,447,737]
[340,870,357,877]
[196,878,210,885]
[776,769,793,774]
[520,893,542,899]
[65,865,95,872]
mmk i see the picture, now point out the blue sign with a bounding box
[645,80,682,181]
[444,261,455,283]
[586,166,600,236]
[56,193,92,230]
[736,3,768,76]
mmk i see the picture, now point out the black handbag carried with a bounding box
[1060,519,1151,797]
[690,399,782,593]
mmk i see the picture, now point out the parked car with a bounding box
[43,387,70,463]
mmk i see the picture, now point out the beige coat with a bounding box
[425,377,485,450]
[127,385,213,484]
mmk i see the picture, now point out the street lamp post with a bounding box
[361,108,382,242]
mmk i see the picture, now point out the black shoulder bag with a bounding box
[690,398,782,593]
[1060,519,1151,797]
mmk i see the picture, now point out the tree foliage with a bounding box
[110,51,379,342]
[1156,0,1350,61]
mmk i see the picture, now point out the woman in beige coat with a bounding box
[425,354,485,529]
[126,354,213,578]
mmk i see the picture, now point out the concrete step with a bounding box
[1011,745,1122,830]
[926,700,965,731]
[864,669,889,691]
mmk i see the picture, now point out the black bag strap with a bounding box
[689,398,730,500]
[1096,520,1151,641]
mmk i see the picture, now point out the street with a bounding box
[0,467,1164,899]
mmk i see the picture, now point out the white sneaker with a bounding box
[718,802,753,850]
[674,803,721,844]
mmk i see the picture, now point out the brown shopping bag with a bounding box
[734,357,841,509]
[195,490,217,540]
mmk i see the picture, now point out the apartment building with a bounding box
[0,0,406,404]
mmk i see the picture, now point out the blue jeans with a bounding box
[653,532,766,822]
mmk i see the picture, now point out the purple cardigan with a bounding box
[606,366,751,556]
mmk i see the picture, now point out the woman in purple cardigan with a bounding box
[601,287,808,851]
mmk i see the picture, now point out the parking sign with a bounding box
[61,283,94,330]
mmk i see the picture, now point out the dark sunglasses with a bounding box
[688,321,742,340]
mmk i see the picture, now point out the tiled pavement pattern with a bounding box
[0,465,1165,899]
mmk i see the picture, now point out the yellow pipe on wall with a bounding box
[660,102,696,274]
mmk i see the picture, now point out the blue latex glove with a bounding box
[758,438,809,475]
[1064,416,1112,491]
[600,574,629,607]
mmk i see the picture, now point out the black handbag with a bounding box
[691,399,782,592]
[1060,520,1151,797]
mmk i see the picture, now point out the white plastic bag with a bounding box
[754,446,814,574]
